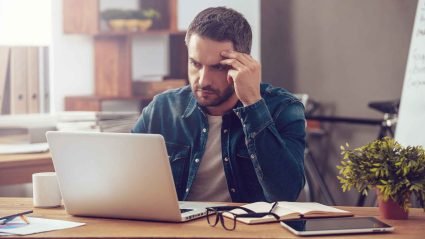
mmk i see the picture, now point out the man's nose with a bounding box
[199,68,212,87]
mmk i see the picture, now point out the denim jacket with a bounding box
[132,83,306,203]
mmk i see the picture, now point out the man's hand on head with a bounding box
[220,50,262,107]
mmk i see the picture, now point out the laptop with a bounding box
[46,131,214,222]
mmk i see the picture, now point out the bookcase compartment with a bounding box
[62,0,188,111]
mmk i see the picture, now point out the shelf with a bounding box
[63,0,178,35]
[93,30,186,37]
[65,95,153,112]
[62,0,187,108]
[66,95,154,101]
[65,79,188,111]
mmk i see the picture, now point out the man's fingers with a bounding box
[221,50,257,71]
[221,51,252,65]
[220,58,245,71]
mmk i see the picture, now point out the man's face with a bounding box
[187,34,235,108]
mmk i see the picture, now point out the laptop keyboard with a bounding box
[180,209,193,213]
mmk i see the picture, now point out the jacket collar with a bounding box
[181,92,243,118]
[182,93,198,118]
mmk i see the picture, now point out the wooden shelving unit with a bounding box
[62,0,187,111]
[63,0,178,34]
[64,95,152,112]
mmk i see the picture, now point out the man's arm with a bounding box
[132,99,155,134]
[234,99,306,202]
[221,50,305,201]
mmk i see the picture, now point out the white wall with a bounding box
[132,36,170,80]
[0,0,51,46]
[50,0,93,112]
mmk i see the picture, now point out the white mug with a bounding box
[32,172,62,208]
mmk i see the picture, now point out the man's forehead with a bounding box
[188,34,234,65]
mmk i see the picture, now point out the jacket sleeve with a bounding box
[233,98,306,202]
[131,99,155,134]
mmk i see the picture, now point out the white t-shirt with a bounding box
[186,115,232,202]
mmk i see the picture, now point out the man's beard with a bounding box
[193,84,235,107]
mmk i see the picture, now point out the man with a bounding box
[132,7,306,203]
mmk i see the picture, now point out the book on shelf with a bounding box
[0,114,57,144]
[56,111,139,133]
[224,201,353,225]
[0,127,29,144]
[56,111,139,122]
[56,121,136,133]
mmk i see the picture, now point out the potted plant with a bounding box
[337,137,425,219]
[101,9,131,31]
[131,8,161,31]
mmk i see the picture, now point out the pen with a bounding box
[0,210,33,225]
[20,215,30,224]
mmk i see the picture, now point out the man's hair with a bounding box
[185,7,252,54]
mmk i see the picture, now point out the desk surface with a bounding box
[1,198,424,239]
[0,153,53,185]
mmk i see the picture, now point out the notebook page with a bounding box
[278,202,350,215]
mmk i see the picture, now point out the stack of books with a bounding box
[0,114,57,154]
[0,114,57,144]
[56,111,140,133]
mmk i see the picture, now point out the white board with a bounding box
[395,0,425,147]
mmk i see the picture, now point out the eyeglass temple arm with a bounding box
[207,206,256,213]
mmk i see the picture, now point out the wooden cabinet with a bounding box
[62,0,187,111]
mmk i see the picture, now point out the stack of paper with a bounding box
[0,114,57,154]
[0,143,49,155]
[0,114,57,144]
[56,111,140,133]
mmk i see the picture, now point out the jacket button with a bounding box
[230,188,236,193]
[224,157,229,162]
[223,129,228,133]
[195,158,200,163]
[186,188,189,193]
[202,128,207,133]
[250,154,256,159]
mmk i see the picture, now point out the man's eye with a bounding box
[213,65,228,71]
[190,61,201,68]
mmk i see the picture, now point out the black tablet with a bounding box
[280,217,394,236]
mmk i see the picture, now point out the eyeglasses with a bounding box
[206,202,280,231]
